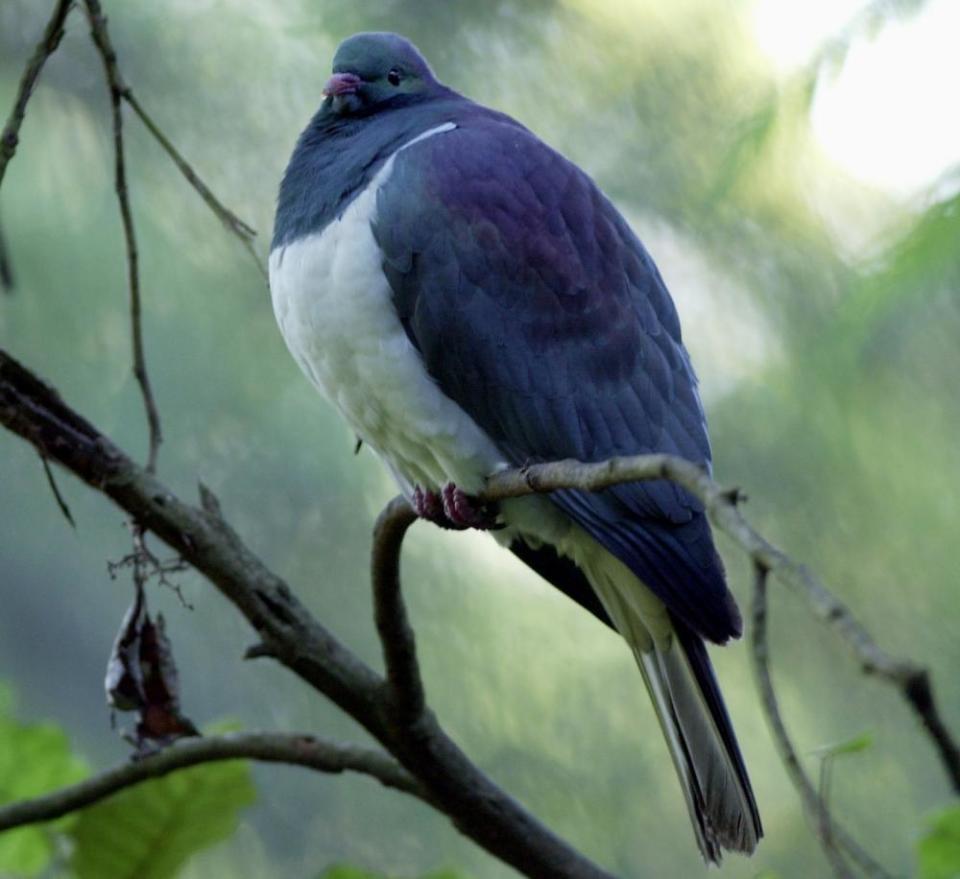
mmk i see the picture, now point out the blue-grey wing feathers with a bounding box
[374,118,741,644]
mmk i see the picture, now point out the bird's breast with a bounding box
[268,123,506,496]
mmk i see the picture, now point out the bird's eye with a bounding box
[387,68,402,86]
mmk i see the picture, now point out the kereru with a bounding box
[269,32,762,862]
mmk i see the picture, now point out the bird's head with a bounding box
[322,32,440,117]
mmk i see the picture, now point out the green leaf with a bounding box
[918,805,960,879]
[0,688,89,877]
[810,731,874,760]
[69,757,256,879]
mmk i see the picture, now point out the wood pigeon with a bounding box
[269,32,762,863]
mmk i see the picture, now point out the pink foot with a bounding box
[412,486,447,525]
[440,483,501,530]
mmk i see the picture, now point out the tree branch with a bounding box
[0,218,14,292]
[2,11,953,870]
[121,91,266,279]
[39,451,75,528]
[483,456,960,793]
[372,497,424,723]
[0,0,73,187]
[0,731,429,832]
[2,338,956,875]
[0,348,616,879]
[750,563,892,879]
[84,0,161,474]
[750,562,852,879]
[84,0,262,276]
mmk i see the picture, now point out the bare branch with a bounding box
[121,91,266,280]
[0,348,616,879]
[0,218,14,292]
[900,669,960,794]
[484,455,960,793]
[83,0,162,474]
[750,563,892,879]
[372,497,424,722]
[750,562,852,879]
[243,642,276,660]
[0,731,428,832]
[1,341,955,876]
[121,93,255,242]
[0,348,384,726]
[0,0,73,187]
[40,452,75,528]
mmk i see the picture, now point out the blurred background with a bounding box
[1,0,958,876]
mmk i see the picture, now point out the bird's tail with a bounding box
[594,573,763,863]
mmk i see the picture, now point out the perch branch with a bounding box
[0,0,73,186]
[372,497,424,722]
[1,343,954,875]
[1,11,952,868]
[0,731,429,832]
[0,348,616,879]
[483,455,960,793]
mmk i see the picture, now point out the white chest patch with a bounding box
[269,123,508,496]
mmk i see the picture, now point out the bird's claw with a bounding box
[412,483,501,531]
[412,485,446,524]
[441,483,502,530]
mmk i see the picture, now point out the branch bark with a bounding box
[121,91,266,278]
[0,349,616,879]
[0,218,14,292]
[372,497,424,723]
[84,0,162,475]
[0,0,72,186]
[749,564,891,879]
[5,343,955,874]
[0,731,429,832]
[3,7,955,873]
[483,456,960,794]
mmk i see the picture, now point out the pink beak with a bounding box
[323,72,362,97]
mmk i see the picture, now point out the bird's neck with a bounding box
[272,91,463,250]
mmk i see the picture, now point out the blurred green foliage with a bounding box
[69,755,256,879]
[0,688,87,876]
[918,805,960,879]
[0,691,257,879]
[1,0,958,877]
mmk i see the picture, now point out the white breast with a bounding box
[268,123,508,496]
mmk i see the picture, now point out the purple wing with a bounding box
[373,115,740,644]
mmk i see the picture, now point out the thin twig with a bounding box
[0,346,950,875]
[83,0,161,474]
[819,755,838,865]
[750,563,893,879]
[40,453,75,528]
[483,454,960,793]
[121,91,266,279]
[121,93,255,241]
[0,731,428,832]
[0,0,73,187]
[371,497,424,723]
[0,219,14,292]
[750,563,853,878]
[0,348,616,879]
